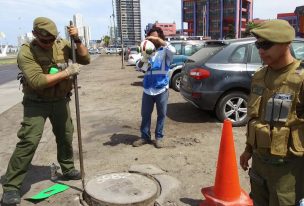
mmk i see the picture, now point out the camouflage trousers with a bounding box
[3,97,75,191]
[250,152,304,206]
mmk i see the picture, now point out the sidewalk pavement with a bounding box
[0,55,99,114]
[0,79,22,114]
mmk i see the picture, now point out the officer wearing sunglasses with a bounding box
[240,19,304,206]
[1,17,90,204]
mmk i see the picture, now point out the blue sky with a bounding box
[0,0,303,45]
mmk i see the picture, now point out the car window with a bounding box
[230,46,246,63]
[291,41,304,60]
[189,45,224,62]
[249,43,262,64]
[171,43,182,55]
[184,44,204,56]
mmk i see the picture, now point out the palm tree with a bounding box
[103,36,110,47]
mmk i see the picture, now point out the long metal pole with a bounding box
[70,20,85,189]
[120,0,125,69]
[112,0,117,48]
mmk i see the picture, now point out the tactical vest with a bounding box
[20,39,73,100]
[247,61,304,157]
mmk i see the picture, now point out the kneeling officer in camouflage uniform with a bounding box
[240,19,304,206]
[2,17,90,204]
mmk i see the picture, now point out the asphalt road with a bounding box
[0,64,19,85]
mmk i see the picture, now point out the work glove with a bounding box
[65,63,80,76]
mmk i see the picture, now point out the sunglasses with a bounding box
[38,37,56,44]
[255,41,275,50]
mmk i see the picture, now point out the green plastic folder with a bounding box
[29,184,69,200]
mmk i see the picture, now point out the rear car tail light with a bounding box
[189,68,210,80]
[192,92,202,98]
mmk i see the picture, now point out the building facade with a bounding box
[182,0,253,39]
[144,22,176,37]
[116,0,141,46]
[67,14,91,47]
[295,6,304,37]
[277,13,298,33]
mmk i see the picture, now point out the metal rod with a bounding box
[119,0,125,69]
[70,20,85,189]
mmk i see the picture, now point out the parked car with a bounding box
[180,37,304,126]
[169,40,206,91]
[105,46,122,54]
[128,52,141,65]
[89,48,100,55]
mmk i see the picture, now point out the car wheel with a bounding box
[171,73,182,92]
[215,91,248,127]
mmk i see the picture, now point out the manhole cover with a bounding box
[84,172,160,205]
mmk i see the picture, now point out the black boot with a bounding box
[63,169,81,180]
[2,190,21,204]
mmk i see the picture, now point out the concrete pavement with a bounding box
[0,55,100,114]
[0,79,22,114]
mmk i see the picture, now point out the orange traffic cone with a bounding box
[200,119,253,206]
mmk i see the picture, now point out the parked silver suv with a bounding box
[180,37,304,126]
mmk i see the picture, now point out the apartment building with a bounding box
[182,0,253,39]
[145,22,176,37]
[116,0,141,46]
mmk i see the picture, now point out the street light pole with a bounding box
[112,0,117,48]
[120,0,125,69]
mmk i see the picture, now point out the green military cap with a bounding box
[251,19,295,43]
[33,17,58,37]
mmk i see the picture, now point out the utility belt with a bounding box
[253,151,298,165]
[24,92,71,103]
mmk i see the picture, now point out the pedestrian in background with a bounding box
[133,26,176,148]
[240,19,304,206]
[1,17,90,205]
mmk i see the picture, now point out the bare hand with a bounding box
[67,25,79,38]
[240,151,252,171]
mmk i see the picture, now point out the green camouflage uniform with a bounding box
[3,17,90,192]
[245,19,304,205]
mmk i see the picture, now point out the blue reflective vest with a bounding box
[143,46,173,90]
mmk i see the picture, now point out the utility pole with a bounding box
[112,0,117,48]
[120,0,125,69]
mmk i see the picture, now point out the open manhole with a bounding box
[83,172,161,206]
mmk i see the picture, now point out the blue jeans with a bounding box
[140,90,169,140]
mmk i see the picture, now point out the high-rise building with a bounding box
[116,0,141,46]
[182,0,253,39]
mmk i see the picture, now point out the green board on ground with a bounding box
[29,183,70,200]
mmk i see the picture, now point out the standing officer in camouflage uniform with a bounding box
[240,19,304,206]
[1,17,90,204]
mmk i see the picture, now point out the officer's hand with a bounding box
[67,25,79,38]
[240,151,252,171]
[65,63,80,76]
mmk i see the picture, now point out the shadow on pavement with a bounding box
[180,197,203,206]
[103,133,139,146]
[167,102,218,123]
[131,81,143,87]
[0,164,50,203]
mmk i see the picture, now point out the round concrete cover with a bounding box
[85,172,159,204]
